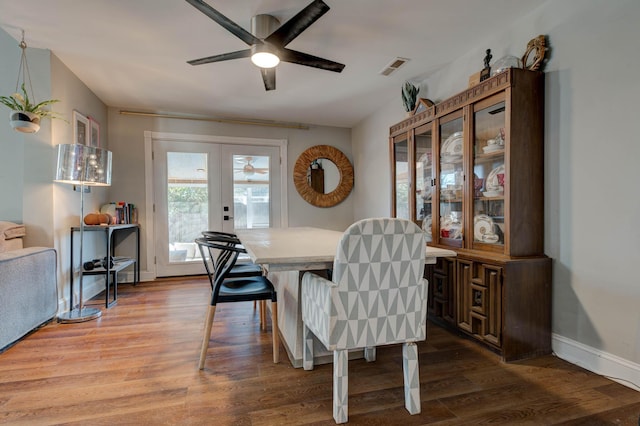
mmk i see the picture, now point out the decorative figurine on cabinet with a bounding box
[480,49,492,81]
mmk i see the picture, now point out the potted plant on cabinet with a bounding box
[0,83,62,133]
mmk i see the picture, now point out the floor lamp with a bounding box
[54,144,112,323]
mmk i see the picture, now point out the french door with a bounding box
[153,140,282,277]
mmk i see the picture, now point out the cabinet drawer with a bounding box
[456,259,502,348]
[427,257,456,324]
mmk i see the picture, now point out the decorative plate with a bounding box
[422,214,432,241]
[474,214,495,241]
[418,152,431,166]
[486,164,505,190]
[421,185,432,200]
[441,131,463,156]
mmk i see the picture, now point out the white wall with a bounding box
[352,0,640,389]
[107,108,353,275]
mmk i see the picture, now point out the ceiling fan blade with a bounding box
[265,0,330,47]
[280,48,345,72]
[185,0,261,46]
[187,49,251,66]
[260,68,276,91]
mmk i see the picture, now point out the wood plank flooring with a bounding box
[0,276,638,425]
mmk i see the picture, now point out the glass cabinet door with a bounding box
[392,134,409,220]
[415,124,434,241]
[472,96,506,251]
[438,115,464,247]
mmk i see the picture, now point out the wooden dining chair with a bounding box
[301,218,427,424]
[195,237,279,369]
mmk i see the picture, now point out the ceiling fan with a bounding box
[185,0,345,91]
[235,157,268,177]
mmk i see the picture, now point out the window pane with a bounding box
[233,155,270,229]
[167,152,208,262]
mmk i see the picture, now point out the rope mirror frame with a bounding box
[293,145,354,208]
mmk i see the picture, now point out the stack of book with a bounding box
[115,202,138,224]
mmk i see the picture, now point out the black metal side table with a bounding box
[69,224,140,308]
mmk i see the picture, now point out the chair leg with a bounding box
[402,342,421,415]
[303,324,314,370]
[260,300,267,330]
[333,349,348,424]
[270,300,280,363]
[198,305,217,370]
[364,346,376,362]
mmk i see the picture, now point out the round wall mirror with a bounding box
[294,145,354,208]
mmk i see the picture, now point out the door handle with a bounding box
[223,215,234,221]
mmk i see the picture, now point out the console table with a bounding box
[69,224,140,308]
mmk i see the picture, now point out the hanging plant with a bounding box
[0,31,63,133]
[1,83,63,132]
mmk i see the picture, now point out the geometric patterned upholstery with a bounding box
[301,218,428,423]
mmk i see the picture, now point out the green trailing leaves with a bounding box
[0,83,64,120]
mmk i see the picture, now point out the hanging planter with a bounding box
[9,110,41,133]
[0,31,63,134]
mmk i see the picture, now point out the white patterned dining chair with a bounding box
[301,218,428,424]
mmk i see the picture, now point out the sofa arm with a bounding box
[0,247,58,352]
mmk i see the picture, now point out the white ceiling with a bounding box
[0,0,545,128]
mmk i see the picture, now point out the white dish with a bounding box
[482,190,504,197]
[482,234,499,243]
[421,186,432,200]
[440,154,462,163]
[422,215,432,242]
[482,145,504,154]
[486,164,505,190]
[441,191,456,201]
[441,131,463,156]
[474,214,494,241]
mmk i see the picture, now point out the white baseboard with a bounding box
[552,333,640,392]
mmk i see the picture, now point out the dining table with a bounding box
[235,226,456,368]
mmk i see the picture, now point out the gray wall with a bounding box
[0,26,110,311]
[352,0,640,386]
[51,54,110,311]
[0,29,53,246]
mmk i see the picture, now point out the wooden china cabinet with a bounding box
[390,68,551,361]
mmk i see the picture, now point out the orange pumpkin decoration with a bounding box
[84,213,112,225]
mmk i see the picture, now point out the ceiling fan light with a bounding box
[251,51,280,68]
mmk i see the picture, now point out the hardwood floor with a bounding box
[0,276,638,425]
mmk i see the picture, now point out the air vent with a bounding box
[379,57,410,76]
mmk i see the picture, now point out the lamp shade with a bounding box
[54,144,112,186]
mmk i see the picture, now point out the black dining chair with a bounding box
[195,236,279,369]
[200,231,267,327]
[201,231,263,279]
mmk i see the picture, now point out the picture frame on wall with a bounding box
[89,118,100,147]
[73,110,90,145]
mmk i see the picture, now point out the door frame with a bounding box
[143,131,288,280]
